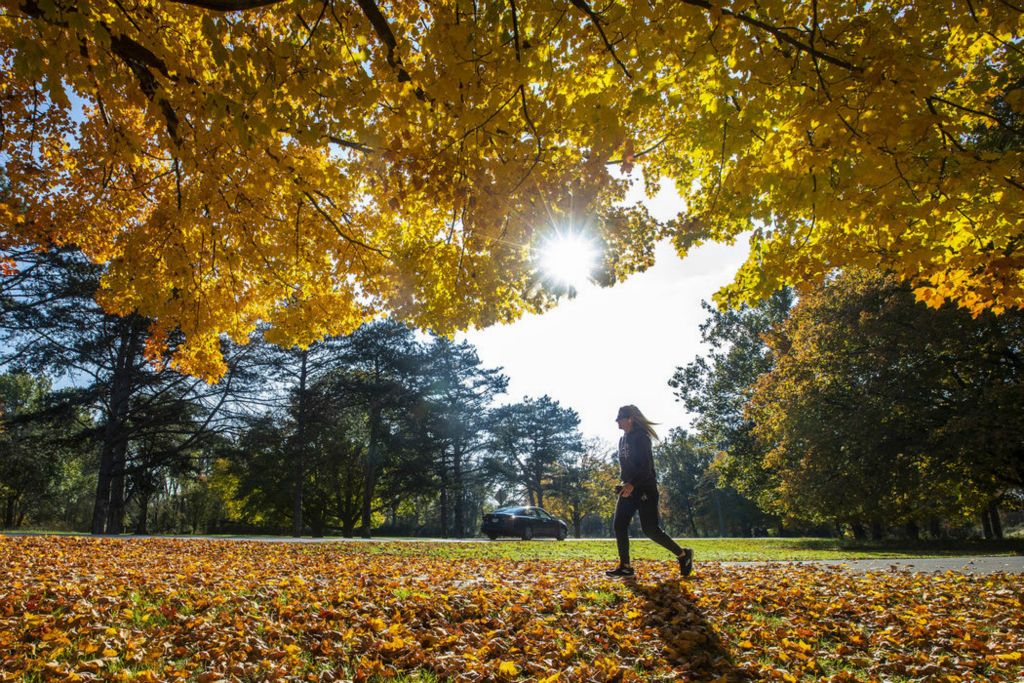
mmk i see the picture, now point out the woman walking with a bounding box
[606,405,694,577]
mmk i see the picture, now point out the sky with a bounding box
[459,184,750,446]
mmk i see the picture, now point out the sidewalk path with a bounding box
[722,556,1024,574]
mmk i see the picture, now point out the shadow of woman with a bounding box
[622,573,755,682]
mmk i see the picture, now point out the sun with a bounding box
[538,230,600,289]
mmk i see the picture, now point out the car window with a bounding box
[538,510,553,520]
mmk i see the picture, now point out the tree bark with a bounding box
[870,521,885,541]
[851,522,867,541]
[453,445,465,537]
[988,500,1003,539]
[3,496,15,528]
[107,458,126,535]
[685,499,699,537]
[981,508,994,539]
[437,445,449,538]
[135,488,151,535]
[360,405,383,537]
[91,431,115,533]
[713,488,726,537]
[292,350,309,538]
[439,483,449,538]
[91,323,138,535]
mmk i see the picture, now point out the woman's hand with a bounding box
[620,483,634,498]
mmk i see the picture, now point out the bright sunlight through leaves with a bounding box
[538,231,600,289]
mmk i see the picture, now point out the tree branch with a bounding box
[302,190,387,256]
[353,0,429,101]
[679,0,862,73]
[328,135,374,153]
[162,0,284,11]
[569,0,633,79]
[508,0,522,62]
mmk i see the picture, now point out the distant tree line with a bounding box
[671,271,1024,540]
[2,249,1021,540]
[0,248,620,537]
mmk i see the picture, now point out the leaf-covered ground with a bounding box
[1,537,1021,682]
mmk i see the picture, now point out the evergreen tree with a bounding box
[487,396,584,509]
[0,247,249,533]
[420,336,507,537]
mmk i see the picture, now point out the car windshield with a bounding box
[493,506,527,515]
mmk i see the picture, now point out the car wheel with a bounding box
[556,527,566,541]
[487,534,498,541]
[521,526,533,541]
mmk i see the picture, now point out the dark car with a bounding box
[481,506,568,541]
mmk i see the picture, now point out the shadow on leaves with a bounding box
[623,575,754,682]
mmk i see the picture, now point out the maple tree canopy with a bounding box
[1,0,1022,380]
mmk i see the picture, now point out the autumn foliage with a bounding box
[1,536,1022,682]
[2,0,1023,379]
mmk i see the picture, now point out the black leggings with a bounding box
[613,487,683,565]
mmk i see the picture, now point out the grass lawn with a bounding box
[1,535,1021,682]
[347,536,1024,562]
[10,530,1024,561]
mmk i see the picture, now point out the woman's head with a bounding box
[615,405,659,440]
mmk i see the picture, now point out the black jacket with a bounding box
[618,427,657,490]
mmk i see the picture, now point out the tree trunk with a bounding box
[3,496,15,528]
[91,439,115,534]
[439,484,449,538]
[437,446,449,538]
[92,323,138,535]
[713,489,726,537]
[107,458,126,535]
[685,499,699,537]
[292,350,309,538]
[135,488,151,535]
[453,446,465,537]
[870,521,885,541]
[988,500,1003,539]
[981,508,994,539]
[360,406,383,537]
[928,517,943,539]
[309,508,325,538]
[851,522,867,541]
[903,520,920,541]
